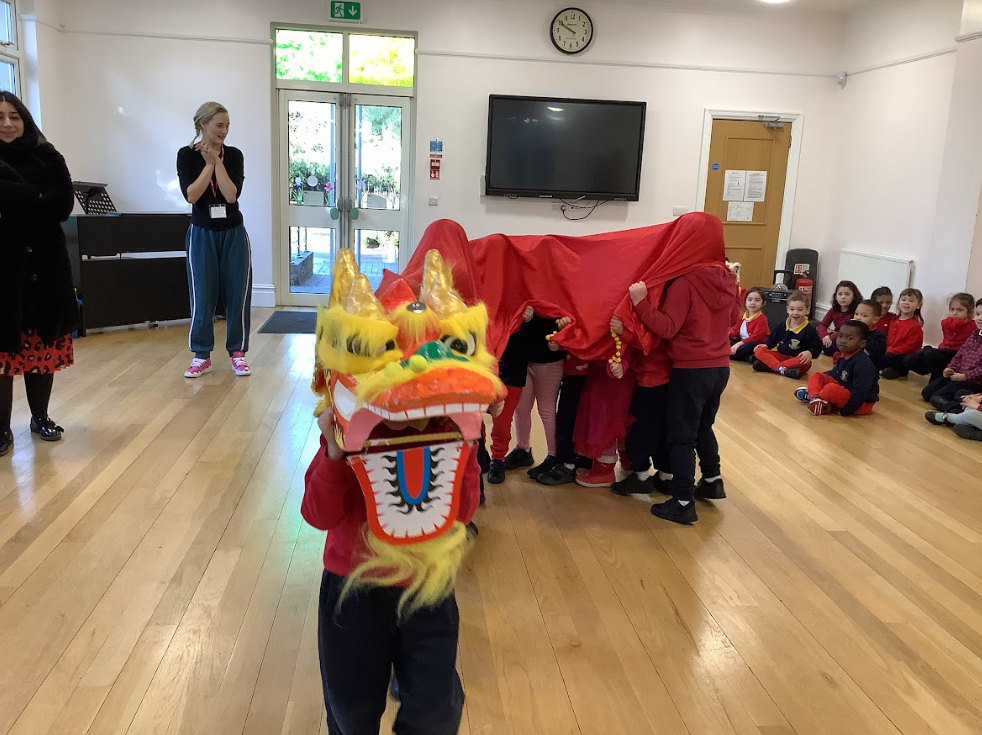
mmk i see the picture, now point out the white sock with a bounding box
[657,471,673,481]
[564,463,575,469]
[678,500,691,506]
[637,468,653,480]
[703,475,722,482]
[777,367,787,375]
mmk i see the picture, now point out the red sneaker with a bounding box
[184,358,212,378]
[809,398,835,416]
[576,460,617,488]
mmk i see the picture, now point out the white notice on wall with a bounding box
[723,170,747,201]
[745,170,768,202]
[727,201,754,222]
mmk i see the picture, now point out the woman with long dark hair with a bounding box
[0,91,78,457]
[176,101,252,378]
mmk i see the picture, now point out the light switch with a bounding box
[428,196,439,206]
[672,207,690,217]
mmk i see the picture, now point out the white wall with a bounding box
[33,0,845,306]
[821,0,962,339]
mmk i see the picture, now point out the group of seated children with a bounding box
[726,278,982,434]
[489,261,741,526]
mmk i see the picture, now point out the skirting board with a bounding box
[252,284,276,308]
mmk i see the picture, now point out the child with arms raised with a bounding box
[752,291,823,380]
[795,321,879,416]
[880,288,924,379]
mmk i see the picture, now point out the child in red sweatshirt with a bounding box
[729,287,769,363]
[628,264,740,525]
[880,288,924,379]
[817,280,862,356]
[904,292,976,383]
[302,409,480,735]
[921,298,982,405]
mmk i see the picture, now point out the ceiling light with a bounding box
[758,0,793,4]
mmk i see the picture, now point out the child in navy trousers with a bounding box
[627,264,740,525]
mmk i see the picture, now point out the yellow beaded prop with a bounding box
[610,331,623,366]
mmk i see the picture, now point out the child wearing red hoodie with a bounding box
[921,298,982,404]
[904,292,976,384]
[628,264,740,525]
[302,409,480,735]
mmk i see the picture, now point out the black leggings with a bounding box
[0,373,55,432]
[904,347,957,383]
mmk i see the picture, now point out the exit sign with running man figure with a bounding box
[330,1,362,22]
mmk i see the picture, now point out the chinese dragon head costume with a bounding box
[312,248,504,614]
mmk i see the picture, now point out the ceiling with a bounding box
[599,0,906,14]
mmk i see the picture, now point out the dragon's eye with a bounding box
[441,332,476,356]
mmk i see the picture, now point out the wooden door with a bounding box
[704,119,791,290]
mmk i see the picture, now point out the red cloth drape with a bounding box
[379,213,727,361]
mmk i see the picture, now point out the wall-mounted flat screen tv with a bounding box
[485,95,646,201]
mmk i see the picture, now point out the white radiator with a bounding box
[837,249,914,303]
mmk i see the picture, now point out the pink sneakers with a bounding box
[184,358,212,378]
[231,352,251,376]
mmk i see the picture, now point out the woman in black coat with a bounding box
[0,92,78,457]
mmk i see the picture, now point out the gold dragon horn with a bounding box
[343,273,388,318]
[329,248,359,308]
[420,250,467,316]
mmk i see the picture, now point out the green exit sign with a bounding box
[330,1,362,22]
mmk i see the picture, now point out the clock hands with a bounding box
[558,21,577,35]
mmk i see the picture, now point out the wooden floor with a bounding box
[2,310,982,735]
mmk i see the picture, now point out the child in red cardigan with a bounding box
[729,287,769,363]
[871,286,897,335]
[922,298,982,404]
[904,292,975,383]
[302,409,480,734]
[880,288,924,379]
[817,280,862,356]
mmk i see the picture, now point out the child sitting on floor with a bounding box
[925,392,982,442]
[852,299,887,370]
[871,286,897,335]
[817,280,862,357]
[922,298,982,405]
[795,321,879,416]
[904,292,976,384]
[880,288,924,379]
[752,291,823,380]
[729,287,769,363]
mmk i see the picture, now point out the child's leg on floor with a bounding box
[921,377,950,402]
[490,386,524,460]
[807,372,836,398]
[903,348,930,377]
[555,375,587,466]
[880,353,909,376]
[930,379,982,404]
[317,571,393,734]
[754,346,810,375]
[947,408,982,430]
[512,372,535,452]
[926,348,957,382]
[530,361,564,456]
[817,383,874,415]
[732,341,757,362]
[392,592,465,735]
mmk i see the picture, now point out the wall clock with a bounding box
[551,7,594,55]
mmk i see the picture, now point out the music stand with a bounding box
[72,182,117,214]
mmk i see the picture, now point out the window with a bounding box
[0,0,19,94]
[274,27,415,89]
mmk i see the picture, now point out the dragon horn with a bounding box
[329,248,359,308]
[343,273,388,318]
[420,250,467,316]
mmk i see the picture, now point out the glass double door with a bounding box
[279,90,411,304]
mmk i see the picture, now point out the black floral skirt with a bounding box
[0,331,74,376]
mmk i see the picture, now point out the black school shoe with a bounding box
[930,395,962,413]
[953,425,982,442]
[30,416,64,442]
[537,462,577,486]
[611,473,654,496]
[695,477,726,500]
[783,368,802,380]
[487,459,506,485]
[503,447,534,470]
[752,360,771,373]
[880,368,902,380]
[924,411,953,427]
[528,455,558,479]
[0,430,12,457]
[650,498,697,525]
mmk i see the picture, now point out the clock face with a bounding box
[551,8,594,55]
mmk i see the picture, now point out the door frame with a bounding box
[695,109,804,274]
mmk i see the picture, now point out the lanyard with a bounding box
[209,146,225,198]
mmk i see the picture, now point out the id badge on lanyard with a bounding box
[208,147,227,219]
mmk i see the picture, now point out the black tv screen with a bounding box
[485,95,646,201]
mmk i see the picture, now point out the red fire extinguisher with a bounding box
[796,274,814,314]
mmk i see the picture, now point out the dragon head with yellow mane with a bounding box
[312,248,504,613]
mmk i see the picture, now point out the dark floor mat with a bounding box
[257,310,317,334]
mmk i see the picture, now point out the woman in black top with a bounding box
[0,92,78,456]
[176,101,253,378]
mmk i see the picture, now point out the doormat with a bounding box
[257,310,318,335]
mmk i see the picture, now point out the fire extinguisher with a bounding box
[796,274,814,315]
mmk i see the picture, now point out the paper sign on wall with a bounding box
[723,170,747,201]
[745,171,768,202]
[727,201,754,222]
